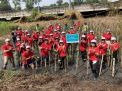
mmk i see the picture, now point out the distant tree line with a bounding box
[0,0,121,12]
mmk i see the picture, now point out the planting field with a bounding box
[0,15,122,91]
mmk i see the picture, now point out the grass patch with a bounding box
[0,22,18,36]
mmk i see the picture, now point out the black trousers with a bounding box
[112,51,118,62]
[90,61,99,78]
[59,57,66,69]
[80,51,87,61]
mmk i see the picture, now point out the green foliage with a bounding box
[31,8,39,18]
[56,0,63,6]
[0,0,12,11]
[22,0,42,10]
[0,22,18,36]
[12,0,21,11]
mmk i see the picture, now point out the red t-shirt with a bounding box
[103,33,112,40]
[87,33,95,43]
[2,44,14,57]
[57,45,67,57]
[22,51,34,64]
[27,37,33,46]
[80,40,87,52]
[97,42,108,55]
[33,33,39,40]
[21,35,27,42]
[88,47,99,62]
[110,42,120,52]
[40,43,50,57]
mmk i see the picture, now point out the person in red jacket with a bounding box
[22,46,35,69]
[97,37,108,69]
[69,27,76,34]
[88,39,99,78]
[54,37,59,50]
[80,35,87,62]
[1,39,15,69]
[87,30,95,43]
[57,40,67,70]
[61,31,67,47]
[110,37,120,63]
[102,29,112,44]
[33,31,39,45]
[27,33,33,47]
[39,38,50,65]
[53,29,60,39]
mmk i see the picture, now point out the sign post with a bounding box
[66,34,80,73]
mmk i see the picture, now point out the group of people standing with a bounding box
[1,21,120,79]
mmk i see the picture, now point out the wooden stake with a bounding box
[54,54,57,72]
[112,58,115,77]
[99,55,104,76]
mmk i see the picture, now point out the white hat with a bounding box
[27,33,31,36]
[111,37,116,40]
[81,35,86,38]
[62,31,65,34]
[70,27,73,29]
[5,38,10,42]
[101,37,105,40]
[91,39,97,43]
[54,29,57,31]
[59,40,63,43]
[39,36,43,38]
[17,38,20,41]
[26,45,31,49]
[90,30,94,33]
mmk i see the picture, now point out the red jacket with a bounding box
[87,33,95,43]
[53,32,60,39]
[97,42,108,55]
[88,47,99,62]
[57,45,67,57]
[61,35,67,46]
[33,33,39,41]
[110,42,120,52]
[22,51,34,65]
[102,33,112,40]
[27,37,33,46]
[80,39,87,52]
[21,35,27,42]
[39,42,50,57]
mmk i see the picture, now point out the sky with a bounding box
[9,0,73,10]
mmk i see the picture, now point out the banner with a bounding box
[66,34,79,43]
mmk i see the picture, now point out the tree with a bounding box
[22,0,34,10]
[63,2,69,7]
[22,0,42,11]
[0,0,12,11]
[56,0,63,6]
[12,0,21,11]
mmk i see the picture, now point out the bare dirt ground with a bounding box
[0,59,122,91]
